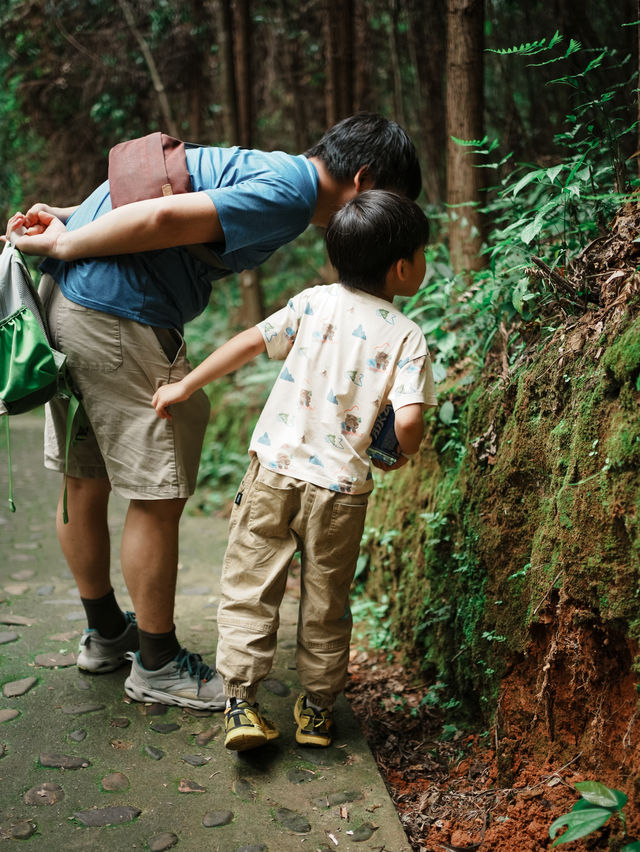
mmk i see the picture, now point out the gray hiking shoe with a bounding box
[77,611,139,673]
[123,648,225,711]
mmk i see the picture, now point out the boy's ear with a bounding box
[395,257,408,280]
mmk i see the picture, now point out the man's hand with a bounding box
[4,210,67,256]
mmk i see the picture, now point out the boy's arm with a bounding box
[372,402,424,472]
[152,326,266,419]
[6,192,224,260]
[394,402,424,456]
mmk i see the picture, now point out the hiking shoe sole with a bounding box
[76,612,138,674]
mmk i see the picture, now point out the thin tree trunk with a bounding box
[213,0,240,144]
[324,0,355,124]
[406,0,446,203]
[353,0,369,111]
[389,0,406,126]
[116,0,178,137]
[446,0,485,273]
[234,0,253,148]
[323,0,337,127]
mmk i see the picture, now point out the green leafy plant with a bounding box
[549,780,640,848]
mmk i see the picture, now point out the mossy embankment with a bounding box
[360,237,640,773]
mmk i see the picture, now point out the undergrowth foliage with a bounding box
[404,33,636,399]
[353,30,639,716]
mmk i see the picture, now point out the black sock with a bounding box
[138,626,181,670]
[80,589,126,639]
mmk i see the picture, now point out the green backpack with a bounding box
[0,239,81,519]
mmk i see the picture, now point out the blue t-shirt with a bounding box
[41,147,319,331]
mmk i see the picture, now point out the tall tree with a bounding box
[406,0,446,203]
[323,0,356,125]
[213,0,241,144]
[446,0,485,273]
[234,0,254,147]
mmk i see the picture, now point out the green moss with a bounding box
[357,305,640,724]
[601,314,640,383]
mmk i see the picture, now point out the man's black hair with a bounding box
[325,190,430,295]
[306,113,422,201]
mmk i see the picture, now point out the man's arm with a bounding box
[6,192,224,260]
[25,203,80,225]
[152,326,266,419]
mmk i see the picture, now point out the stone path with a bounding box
[0,415,410,851]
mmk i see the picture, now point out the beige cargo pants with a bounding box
[216,457,369,709]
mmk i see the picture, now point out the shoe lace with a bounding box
[174,648,213,685]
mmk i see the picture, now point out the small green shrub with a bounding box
[549,780,640,848]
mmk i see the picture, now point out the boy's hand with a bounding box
[152,380,190,420]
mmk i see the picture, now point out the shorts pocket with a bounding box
[60,304,123,372]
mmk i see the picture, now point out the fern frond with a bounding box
[486,30,562,56]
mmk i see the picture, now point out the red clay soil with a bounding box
[346,645,640,852]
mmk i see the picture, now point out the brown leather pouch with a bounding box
[108,132,191,208]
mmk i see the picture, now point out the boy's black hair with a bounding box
[325,190,430,295]
[305,113,422,201]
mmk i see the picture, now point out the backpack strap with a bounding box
[4,416,15,513]
[62,392,82,525]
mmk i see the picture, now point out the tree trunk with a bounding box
[233,0,253,148]
[212,0,240,145]
[446,0,485,273]
[324,0,356,125]
[389,0,406,127]
[406,0,446,203]
[353,0,369,111]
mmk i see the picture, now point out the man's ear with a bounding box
[354,165,372,192]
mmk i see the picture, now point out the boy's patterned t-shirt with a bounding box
[251,283,437,494]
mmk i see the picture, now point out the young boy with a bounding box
[152,190,437,749]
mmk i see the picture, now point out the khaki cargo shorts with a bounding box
[41,276,210,499]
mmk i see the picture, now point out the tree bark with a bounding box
[233,0,253,148]
[323,0,356,125]
[389,0,406,127]
[212,0,240,145]
[406,0,446,203]
[446,0,486,273]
